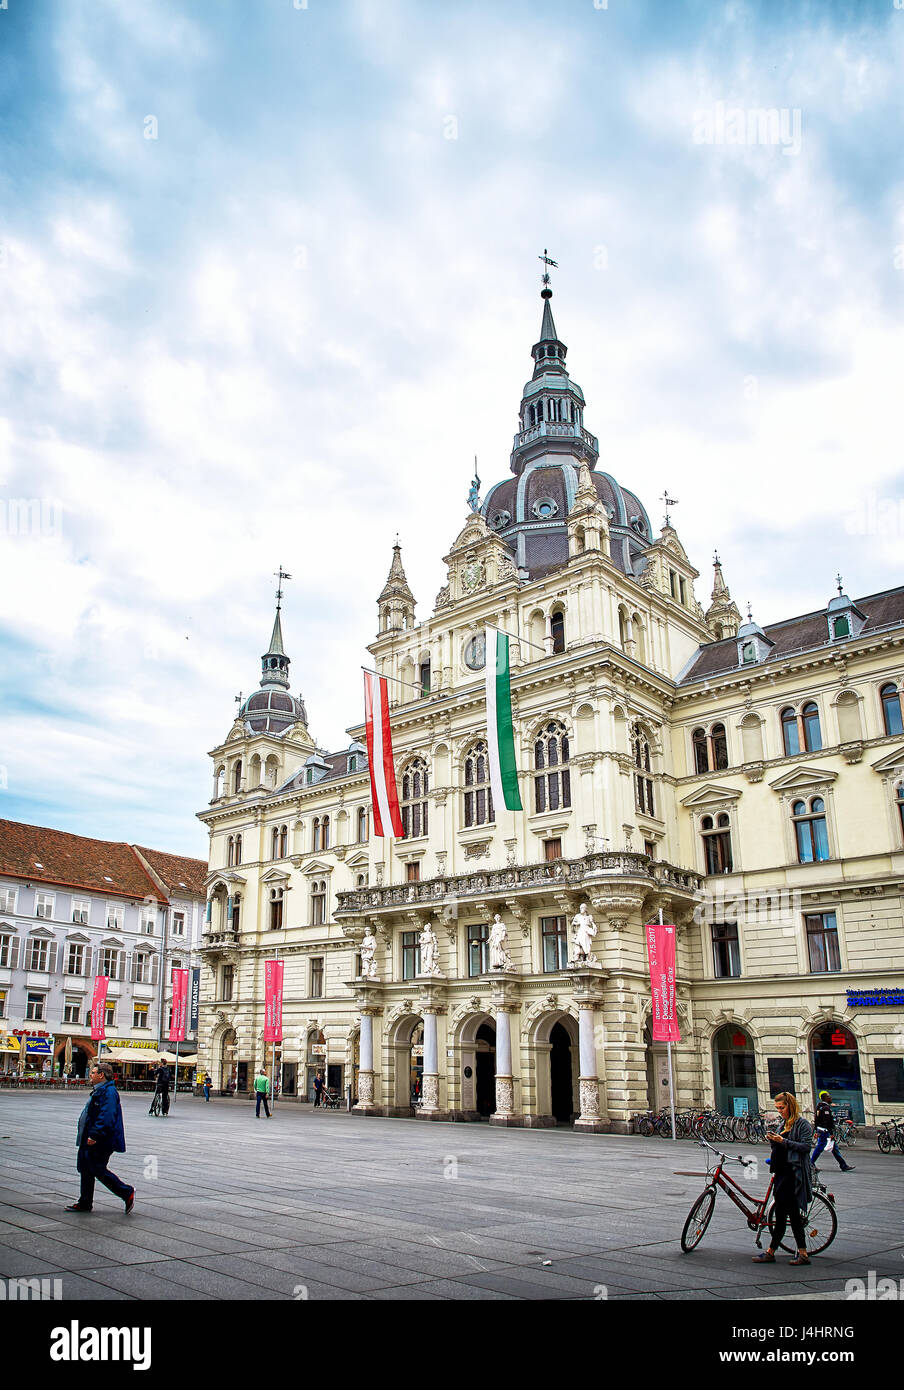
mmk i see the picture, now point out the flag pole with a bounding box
[485,622,547,655]
[360,665,424,693]
[661,908,676,1142]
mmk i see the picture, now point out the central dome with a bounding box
[240,688,307,735]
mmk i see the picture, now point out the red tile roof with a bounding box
[132,846,207,898]
[0,820,167,902]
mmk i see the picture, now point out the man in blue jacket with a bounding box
[66,1061,135,1214]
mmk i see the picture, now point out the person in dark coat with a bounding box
[66,1062,134,1214]
[150,1060,171,1116]
[752,1092,813,1265]
[811,1091,855,1173]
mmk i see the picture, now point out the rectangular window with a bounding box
[27,938,49,972]
[141,910,156,935]
[0,886,17,913]
[0,935,14,968]
[134,954,149,983]
[35,893,54,920]
[711,922,741,978]
[544,838,562,862]
[105,1002,116,1028]
[106,904,124,931]
[669,570,678,599]
[63,997,81,1024]
[171,912,185,937]
[0,990,6,1017]
[468,923,489,977]
[541,916,568,972]
[402,931,421,981]
[806,912,841,973]
[66,942,85,975]
[133,1002,150,1029]
[875,1058,904,1104]
[419,661,431,696]
[310,958,324,998]
[101,948,120,978]
[312,889,326,926]
[767,1057,796,1095]
[679,576,687,605]
[406,862,421,883]
[71,900,90,925]
[26,992,46,1021]
[221,965,234,1000]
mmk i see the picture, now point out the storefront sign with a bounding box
[846,988,904,1007]
[645,923,681,1043]
[732,1032,747,1048]
[311,1043,327,1057]
[263,960,284,1044]
[91,977,109,1041]
[830,1030,848,1046]
[733,1097,749,1117]
[24,1037,54,1056]
[104,1039,163,1049]
[169,969,189,1043]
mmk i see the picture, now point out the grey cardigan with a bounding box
[771,1116,814,1211]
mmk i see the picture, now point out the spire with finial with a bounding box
[377,539,416,634]
[259,568,292,690]
[704,551,742,641]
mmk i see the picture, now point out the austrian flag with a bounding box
[363,670,405,838]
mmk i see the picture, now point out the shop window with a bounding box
[806,912,841,972]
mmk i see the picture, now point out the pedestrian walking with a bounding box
[254,1069,271,1118]
[202,1073,212,1102]
[66,1062,134,1214]
[752,1092,814,1266]
[312,1071,324,1108]
[150,1060,171,1116]
[811,1091,855,1173]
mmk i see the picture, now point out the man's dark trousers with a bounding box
[158,1086,170,1116]
[255,1092,271,1118]
[77,1145,132,1207]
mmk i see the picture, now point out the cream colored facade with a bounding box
[196,296,904,1130]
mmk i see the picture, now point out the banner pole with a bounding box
[173,1039,179,1107]
[660,908,676,1142]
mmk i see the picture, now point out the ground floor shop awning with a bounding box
[99,1047,163,1063]
[158,1051,197,1064]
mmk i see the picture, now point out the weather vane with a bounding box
[660,490,679,527]
[836,573,844,594]
[746,600,753,622]
[538,248,558,293]
[274,566,292,610]
[467,457,481,513]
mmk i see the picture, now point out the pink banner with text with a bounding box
[264,960,284,1043]
[645,924,681,1043]
[91,976,109,1041]
[169,968,189,1043]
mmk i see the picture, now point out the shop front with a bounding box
[98,1041,167,1088]
[712,1024,759,1117]
[54,1036,95,1079]
[810,1022,864,1124]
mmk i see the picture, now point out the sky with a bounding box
[0,0,902,857]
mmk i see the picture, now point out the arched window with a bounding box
[632,724,654,816]
[357,806,368,842]
[269,887,284,930]
[896,782,904,839]
[781,707,799,757]
[279,825,288,858]
[464,740,494,827]
[711,723,728,770]
[801,702,822,752]
[311,880,327,926]
[271,827,280,860]
[401,759,429,838]
[312,817,322,853]
[632,613,646,664]
[701,812,733,873]
[880,683,903,737]
[692,728,709,774]
[232,761,243,794]
[235,834,242,865]
[792,797,830,863]
[550,609,565,655]
[215,767,225,798]
[226,836,235,867]
[232,892,241,933]
[534,721,571,813]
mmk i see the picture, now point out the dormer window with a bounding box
[741,641,756,664]
[832,615,850,639]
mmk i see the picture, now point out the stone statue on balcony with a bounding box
[489,914,514,971]
[570,902,600,966]
[419,922,442,977]
[360,929,378,980]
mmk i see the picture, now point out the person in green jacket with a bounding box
[254,1069,271,1119]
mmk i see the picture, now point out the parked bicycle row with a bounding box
[632,1105,859,1147]
[876,1116,904,1153]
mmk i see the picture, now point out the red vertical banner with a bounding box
[169,968,189,1043]
[91,976,109,1041]
[645,924,681,1043]
[264,960,284,1043]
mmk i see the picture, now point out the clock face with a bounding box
[464,634,486,671]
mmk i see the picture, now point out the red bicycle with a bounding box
[678,1139,837,1255]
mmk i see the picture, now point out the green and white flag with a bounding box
[485,627,522,812]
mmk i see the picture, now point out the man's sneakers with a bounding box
[841,1165,856,1173]
[124,1189,135,1215]
[64,1203,92,1213]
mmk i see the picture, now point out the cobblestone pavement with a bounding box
[1,1093,902,1301]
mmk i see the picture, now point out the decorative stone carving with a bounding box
[464,840,491,861]
[579,1078,601,1119]
[495,1076,514,1115]
[358,1071,375,1105]
[418,922,443,977]
[607,917,629,934]
[421,1074,440,1109]
[434,584,451,610]
[375,863,384,885]
[569,902,599,966]
[489,914,514,971]
[436,852,447,878]
[360,928,378,981]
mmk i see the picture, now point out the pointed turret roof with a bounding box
[378,542,415,605]
[539,291,558,344]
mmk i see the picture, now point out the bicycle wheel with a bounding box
[843,1125,857,1148]
[681,1189,716,1252]
[769,1194,837,1256]
[877,1130,891,1153]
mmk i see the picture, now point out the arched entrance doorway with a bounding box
[220,1028,236,1094]
[306,1029,327,1102]
[810,1022,863,1123]
[549,1022,575,1123]
[409,1021,424,1106]
[712,1024,758,1117]
[388,1015,422,1116]
[475,1022,496,1117]
[55,1041,92,1078]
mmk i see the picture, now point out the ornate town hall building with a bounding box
[196,287,904,1129]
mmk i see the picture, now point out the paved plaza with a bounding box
[1,1092,902,1301]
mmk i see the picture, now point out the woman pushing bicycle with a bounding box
[752,1092,813,1266]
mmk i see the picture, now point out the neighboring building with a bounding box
[196,285,904,1127]
[0,821,205,1077]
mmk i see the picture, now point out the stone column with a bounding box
[345,976,382,1115]
[570,965,609,1132]
[489,982,522,1126]
[416,980,448,1120]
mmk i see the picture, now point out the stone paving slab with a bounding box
[2,1093,903,1302]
